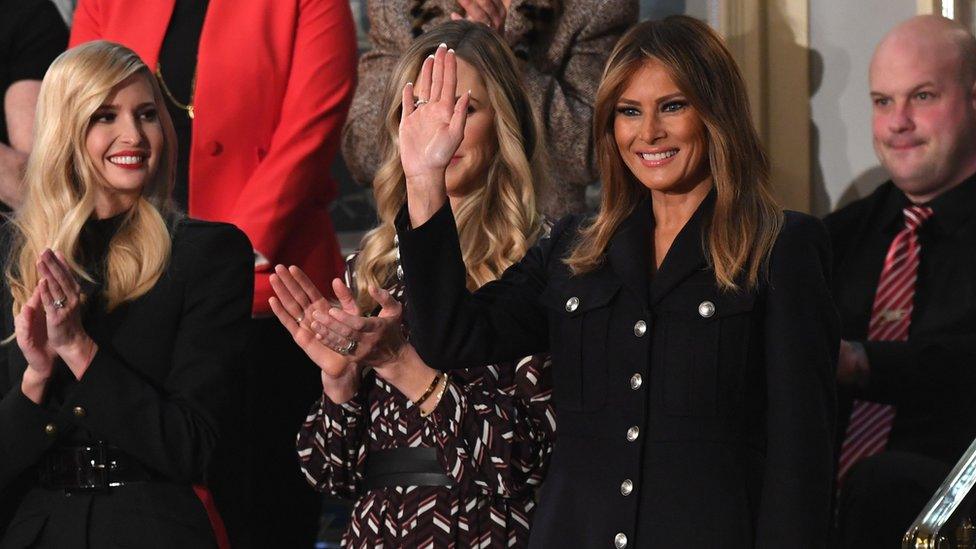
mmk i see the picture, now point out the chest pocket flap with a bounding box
[657,286,757,417]
[539,276,622,412]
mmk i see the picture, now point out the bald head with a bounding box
[869,15,976,203]
[873,15,976,88]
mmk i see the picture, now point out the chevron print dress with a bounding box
[296,348,553,548]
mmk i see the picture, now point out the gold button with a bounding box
[630,373,643,390]
[615,533,628,548]
[626,426,639,442]
[620,479,633,496]
[72,406,86,418]
[44,423,57,436]
[698,300,716,318]
[565,296,580,312]
[633,320,646,337]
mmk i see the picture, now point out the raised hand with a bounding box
[37,249,96,378]
[451,0,508,33]
[269,266,361,403]
[399,44,470,226]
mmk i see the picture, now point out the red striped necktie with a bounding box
[837,204,934,481]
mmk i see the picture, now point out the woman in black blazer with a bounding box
[0,41,252,548]
[324,16,840,548]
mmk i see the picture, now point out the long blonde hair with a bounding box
[354,21,546,310]
[6,41,177,315]
[566,16,783,291]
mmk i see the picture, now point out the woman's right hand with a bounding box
[269,266,361,404]
[398,44,470,226]
[17,283,57,403]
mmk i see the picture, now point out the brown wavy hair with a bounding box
[565,16,783,291]
[354,21,546,311]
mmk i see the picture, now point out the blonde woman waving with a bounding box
[277,22,555,548]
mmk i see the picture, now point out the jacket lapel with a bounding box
[606,197,654,310]
[649,190,714,306]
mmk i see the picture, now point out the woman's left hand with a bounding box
[310,281,407,373]
[37,249,96,377]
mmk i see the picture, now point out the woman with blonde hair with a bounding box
[352,15,840,548]
[0,40,252,548]
[272,21,554,547]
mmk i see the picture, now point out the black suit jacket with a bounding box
[396,193,840,548]
[0,218,253,549]
[825,177,976,464]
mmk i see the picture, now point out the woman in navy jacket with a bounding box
[325,17,840,548]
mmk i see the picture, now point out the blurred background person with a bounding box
[273,21,554,547]
[0,0,68,209]
[829,15,976,548]
[342,0,637,218]
[68,1,358,547]
[0,41,252,547]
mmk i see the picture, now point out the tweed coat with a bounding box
[341,0,637,217]
[395,192,840,548]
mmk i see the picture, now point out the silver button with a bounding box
[626,426,639,442]
[698,300,715,318]
[633,320,646,337]
[630,373,643,390]
[396,265,404,280]
[614,533,628,548]
[565,296,579,312]
[620,479,633,496]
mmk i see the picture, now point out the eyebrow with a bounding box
[97,102,157,110]
[617,92,685,105]
[870,81,938,97]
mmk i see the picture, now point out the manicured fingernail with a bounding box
[427,54,435,59]
[312,310,324,321]
[311,321,320,330]
[439,42,447,48]
[448,48,455,54]
[406,82,413,86]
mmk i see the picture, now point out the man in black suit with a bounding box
[827,14,976,548]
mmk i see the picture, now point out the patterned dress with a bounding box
[296,262,554,548]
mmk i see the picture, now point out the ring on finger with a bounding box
[413,98,429,108]
[52,298,66,309]
[337,339,358,356]
[295,314,304,323]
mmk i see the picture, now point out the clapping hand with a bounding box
[16,283,57,403]
[269,265,361,403]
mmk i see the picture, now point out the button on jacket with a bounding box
[396,193,839,548]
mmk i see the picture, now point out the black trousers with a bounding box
[836,451,951,549]
[214,317,324,549]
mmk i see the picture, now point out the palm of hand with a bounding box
[400,101,463,178]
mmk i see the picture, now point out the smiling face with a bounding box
[84,74,163,217]
[613,58,711,196]
[870,20,976,202]
[442,58,497,198]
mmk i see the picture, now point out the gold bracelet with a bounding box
[419,373,449,418]
[413,372,442,408]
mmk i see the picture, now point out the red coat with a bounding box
[70,0,357,313]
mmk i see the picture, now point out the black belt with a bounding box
[38,442,157,492]
[363,447,454,490]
